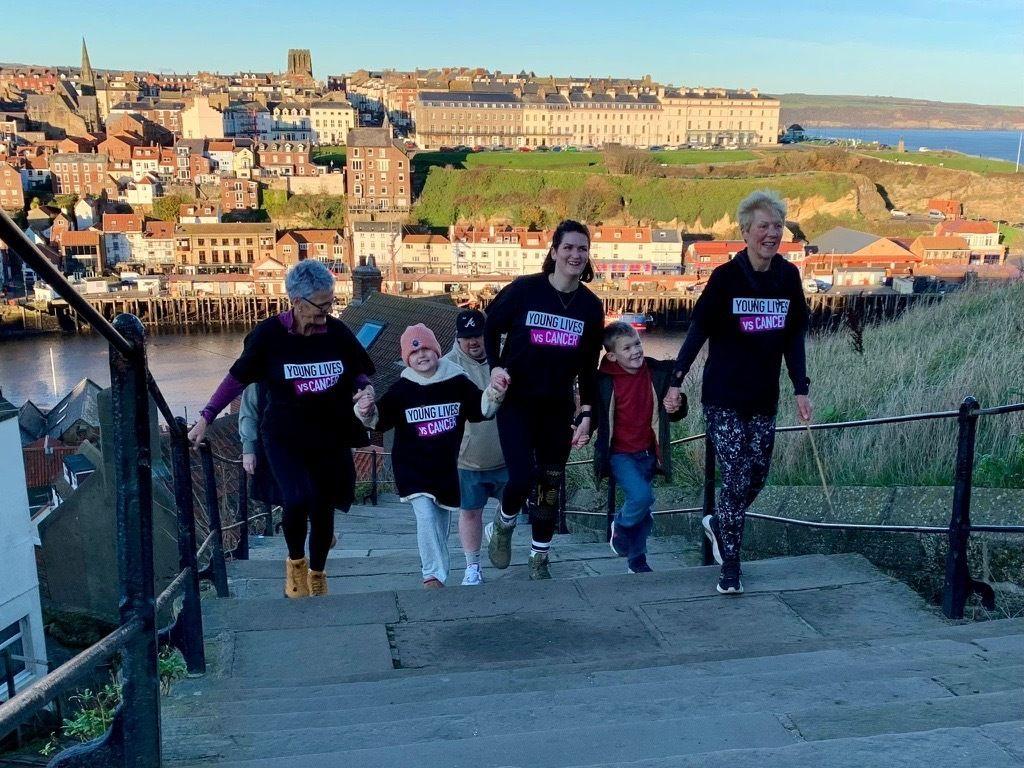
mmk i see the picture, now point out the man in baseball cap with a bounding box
[443,308,508,585]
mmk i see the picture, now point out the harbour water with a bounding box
[803,127,1022,164]
[0,328,688,417]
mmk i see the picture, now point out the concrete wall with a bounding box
[287,174,345,196]
[570,483,1024,604]
[0,413,48,697]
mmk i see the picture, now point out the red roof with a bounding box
[168,274,255,283]
[927,199,962,215]
[403,234,450,245]
[145,221,174,238]
[936,220,998,236]
[60,230,101,246]
[102,213,144,233]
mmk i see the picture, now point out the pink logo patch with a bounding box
[416,417,458,437]
[739,315,787,333]
[530,328,581,347]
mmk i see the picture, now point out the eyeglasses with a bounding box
[299,297,334,314]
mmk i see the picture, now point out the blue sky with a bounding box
[5,0,1023,105]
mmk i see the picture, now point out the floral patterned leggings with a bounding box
[705,406,777,561]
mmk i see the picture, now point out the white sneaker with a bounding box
[461,563,484,586]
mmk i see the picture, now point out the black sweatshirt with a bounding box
[229,315,375,442]
[366,359,497,509]
[484,272,605,407]
[673,250,809,416]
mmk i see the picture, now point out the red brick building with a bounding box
[50,152,115,197]
[275,229,347,268]
[345,122,412,213]
[0,161,25,210]
[255,141,319,176]
[220,177,261,212]
[927,199,963,219]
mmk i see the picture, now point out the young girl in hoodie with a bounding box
[355,324,507,587]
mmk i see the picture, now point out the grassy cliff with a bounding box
[670,283,1024,488]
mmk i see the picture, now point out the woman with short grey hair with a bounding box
[665,189,812,595]
[189,260,375,598]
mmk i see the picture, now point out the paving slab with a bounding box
[788,689,1024,741]
[201,590,399,632]
[391,605,661,669]
[229,624,393,680]
[779,579,946,637]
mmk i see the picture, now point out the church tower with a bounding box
[80,38,95,95]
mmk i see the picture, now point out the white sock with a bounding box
[531,540,550,556]
[465,550,480,567]
[499,511,517,527]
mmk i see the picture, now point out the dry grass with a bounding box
[668,283,1024,488]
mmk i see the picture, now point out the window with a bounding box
[355,321,385,349]
[0,619,28,684]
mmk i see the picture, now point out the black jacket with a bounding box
[593,357,687,482]
[673,249,809,416]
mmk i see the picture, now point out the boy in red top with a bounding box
[593,322,686,573]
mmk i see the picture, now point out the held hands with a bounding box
[242,453,256,475]
[490,366,511,392]
[796,394,813,423]
[663,385,683,414]
[187,417,208,447]
[570,413,591,448]
[353,385,376,418]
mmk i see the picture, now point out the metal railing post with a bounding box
[235,463,250,561]
[263,502,274,536]
[370,451,379,506]
[605,474,616,542]
[557,470,569,535]
[170,417,206,674]
[105,314,162,765]
[198,443,230,598]
[943,396,980,619]
[702,434,717,566]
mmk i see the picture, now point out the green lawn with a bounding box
[311,145,346,167]
[651,148,757,165]
[1000,224,1024,248]
[411,147,759,175]
[862,150,1019,175]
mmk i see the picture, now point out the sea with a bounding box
[803,127,1022,164]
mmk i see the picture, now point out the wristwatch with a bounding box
[572,410,592,427]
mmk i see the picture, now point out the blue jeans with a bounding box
[610,450,656,561]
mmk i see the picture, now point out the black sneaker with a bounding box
[609,520,628,557]
[702,514,724,566]
[627,554,653,574]
[717,559,743,595]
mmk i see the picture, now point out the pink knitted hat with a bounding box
[400,323,442,365]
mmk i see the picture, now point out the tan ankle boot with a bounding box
[285,557,310,598]
[309,570,328,596]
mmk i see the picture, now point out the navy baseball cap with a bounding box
[455,309,486,338]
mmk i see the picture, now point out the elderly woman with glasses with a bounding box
[189,260,374,598]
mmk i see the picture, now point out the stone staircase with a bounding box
[162,501,1024,767]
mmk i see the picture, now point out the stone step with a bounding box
[579,722,1024,768]
[166,627,1023,711]
[163,660,1020,757]
[164,689,1024,767]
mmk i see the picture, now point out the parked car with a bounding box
[802,278,819,294]
[535,145,550,152]
[550,146,563,152]
[518,147,532,152]
[648,145,664,152]
[890,210,910,218]
[565,146,579,152]
[439,146,455,152]
[928,210,946,220]
[472,145,486,152]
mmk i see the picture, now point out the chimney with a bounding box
[351,255,382,305]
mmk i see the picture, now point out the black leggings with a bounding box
[281,502,336,572]
[263,437,350,572]
[497,397,574,544]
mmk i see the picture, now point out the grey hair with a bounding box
[285,259,335,301]
[737,189,787,233]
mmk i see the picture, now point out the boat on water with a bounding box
[604,311,652,331]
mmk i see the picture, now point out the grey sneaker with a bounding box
[529,551,552,580]
[485,512,515,570]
